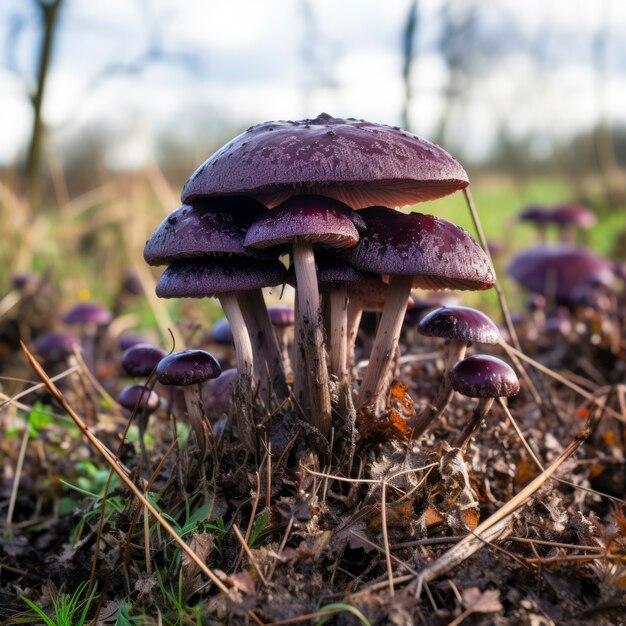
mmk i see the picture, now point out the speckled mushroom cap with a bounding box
[417,306,501,344]
[62,302,112,326]
[118,384,161,413]
[507,244,614,299]
[449,354,519,398]
[156,256,287,298]
[121,343,167,377]
[156,350,221,386]
[144,197,273,265]
[244,195,363,250]
[181,113,469,209]
[340,207,496,291]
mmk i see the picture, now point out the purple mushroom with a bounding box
[182,113,469,210]
[449,355,519,451]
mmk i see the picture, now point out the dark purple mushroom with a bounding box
[449,354,519,451]
[245,195,363,436]
[62,302,113,372]
[507,244,614,302]
[210,317,234,346]
[156,256,287,414]
[408,306,501,438]
[121,343,167,378]
[182,113,469,209]
[118,383,161,457]
[145,197,288,407]
[143,198,272,265]
[341,207,496,410]
[117,334,154,352]
[34,331,81,363]
[156,349,221,456]
[267,305,295,374]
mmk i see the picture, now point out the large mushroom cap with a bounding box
[156,257,287,298]
[449,354,520,398]
[418,305,501,344]
[244,195,362,250]
[341,207,496,291]
[182,113,468,209]
[507,244,614,299]
[156,349,221,386]
[144,198,272,265]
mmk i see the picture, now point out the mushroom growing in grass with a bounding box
[341,207,496,411]
[155,256,287,422]
[156,349,221,459]
[144,198,289,403]
[118,384,161,457]
[244,194,363,438]
[121,343,167,378]
[408,306,501,439]
[62,301,112,373]
[449,354,519,451]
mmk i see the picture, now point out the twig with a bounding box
[232,523,269,587]
[4,423,30,537]
[380,479,394,597]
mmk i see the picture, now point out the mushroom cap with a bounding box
[550,203,596,228]
[117,334,154,351]
[507,244,614,299]
[34,331,80,362]
[418,305,501,344]
[449,354,520,398]
[62,302,112,326]
[341,207,496,291]
[267,304,295,327]
[315,251,381,285]
[202,367,238,416]
[518,204,551,224]
[156,349,221,386]
[156,257,287,298]
[144,198,273,265]
[244,195,362,250]
[121,343,167,377]
[181,113,468,209]
[118,384,161,413]
[211,317,234,345]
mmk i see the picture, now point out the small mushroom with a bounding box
[341,207,495,411]
[448,354,520,451]
[121,343,167,378]
[156,349,221,458]
[549,203,596,243]
[118,383,161,457]
[62,301,112,373]
[409,306,501,438]
[267,305,295,376]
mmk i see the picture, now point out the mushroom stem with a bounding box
[292,239,332,438]
[356,274,413,409]
[454,397,494,451]
[328,282,349,381]
[292,292,310,413]
[346,299,363,375]
[182,385,213,460]
[218,292,255,412]
[409,339,468,438]
[238,289,289,405]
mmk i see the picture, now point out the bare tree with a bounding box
[24,0,64,208]
[400,0,419,131]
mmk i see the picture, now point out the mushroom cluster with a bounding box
[144,113,498,444]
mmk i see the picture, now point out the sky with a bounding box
[1,0,626,167]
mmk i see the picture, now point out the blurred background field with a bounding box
[1,0,625,334]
